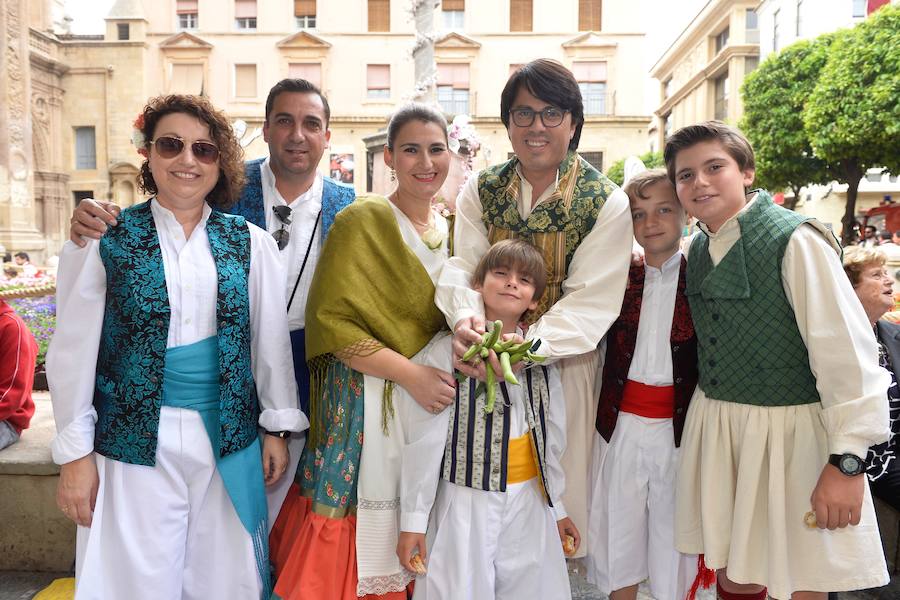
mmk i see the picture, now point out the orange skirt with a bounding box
[270,483,413,600]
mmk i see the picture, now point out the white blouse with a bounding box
[436,166,634,359]
[48,200,307,465]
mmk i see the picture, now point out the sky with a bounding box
[65,0,116,34]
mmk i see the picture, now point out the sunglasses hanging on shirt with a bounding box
[272,205,292,251]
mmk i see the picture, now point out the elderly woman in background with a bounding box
[48,95,306,600]
[843,246,900,511]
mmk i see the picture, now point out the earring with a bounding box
[390,168,396,182]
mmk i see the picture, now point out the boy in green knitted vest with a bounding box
[664,121,891,600]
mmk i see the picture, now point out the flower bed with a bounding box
[6,295,55,391]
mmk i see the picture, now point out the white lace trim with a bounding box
[357,570,415,595]
[357,497,399,511]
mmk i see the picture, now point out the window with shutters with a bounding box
[510,0,532,32]
[746,9,759,43]
[578,0,601,31]
[442,0,464,29]
[367,65,391,99]
[170,63,204,95]
[117,23,129,40]
[288,63,322,87]
[295,0,316,28]
[369,0,390,32]
[581,151,603,172]
[235,64,257,98]
[74,127,96,170]
[714,27,729,53]
[437,63,469,116]
[235,0,257,29]
[714,73,728,120]
[177,0,198,30]
[574,62,607,116]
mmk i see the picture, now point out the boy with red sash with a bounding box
[586,169,703,600]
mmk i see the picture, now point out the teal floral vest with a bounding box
[686,190,840,406]
[478,151,615,323]
[95,201,255,466]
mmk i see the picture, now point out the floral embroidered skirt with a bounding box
[270,362,411,600]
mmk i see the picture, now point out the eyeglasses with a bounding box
[272,205,292,250]
[509,107,570,128]
[151,136,220,164]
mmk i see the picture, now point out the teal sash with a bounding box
[162,336,271,599]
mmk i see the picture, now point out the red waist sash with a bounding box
[620,379,675,418]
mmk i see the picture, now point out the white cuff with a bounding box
[259,408,309,434]
[400,511,430,534]
[828,435,876,459]
[51,409,98,465]
[551,500,568,522]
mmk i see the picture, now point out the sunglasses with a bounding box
[272,205,292,250]
[152,136,220,164]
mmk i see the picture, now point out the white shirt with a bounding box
[436,164,633,359]
[261,157,323,331]
[695,195,891,456]
[627,250,682,387]
[399,339,569,535]
[48,200,307,465]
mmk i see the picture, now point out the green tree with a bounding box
[804,5,900,244]
[740,36,835,210]
[605,150,665,186]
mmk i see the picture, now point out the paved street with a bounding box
[2,567,897,600]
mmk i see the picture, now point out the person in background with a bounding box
[0,297,37,451]
[48,94,305,600]
[842,246,900,512]
[861,225,879,248]
[13,252,38,277]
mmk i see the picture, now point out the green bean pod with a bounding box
[484,364,497,413]
[483,320,503,350]
[499,351,519,385]
[462,343,482,362]
[480,347,490,358]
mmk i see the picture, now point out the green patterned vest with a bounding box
[478,151,615,324]
[686,190,840,406]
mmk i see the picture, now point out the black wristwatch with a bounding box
[828,453,866,476]
[265,430,291,439]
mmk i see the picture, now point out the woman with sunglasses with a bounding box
[47,94,306,600]
[269,104,456,600]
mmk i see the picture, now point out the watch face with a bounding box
[840,454,863,474]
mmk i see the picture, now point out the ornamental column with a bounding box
[0,0,42,261]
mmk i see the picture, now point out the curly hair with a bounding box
[842,245,887,287]
[137,95,245,209]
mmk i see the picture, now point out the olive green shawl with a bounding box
[304,195,447,445]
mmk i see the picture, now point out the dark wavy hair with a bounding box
[137,95,245,209]
[500,59,584,151]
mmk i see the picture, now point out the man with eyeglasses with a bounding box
[67,79,355,527]
[436,58,633,557]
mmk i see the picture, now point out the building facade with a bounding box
[3,0,654,261]
[648,0,760,153]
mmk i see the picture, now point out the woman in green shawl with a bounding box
[271,104,456,600]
